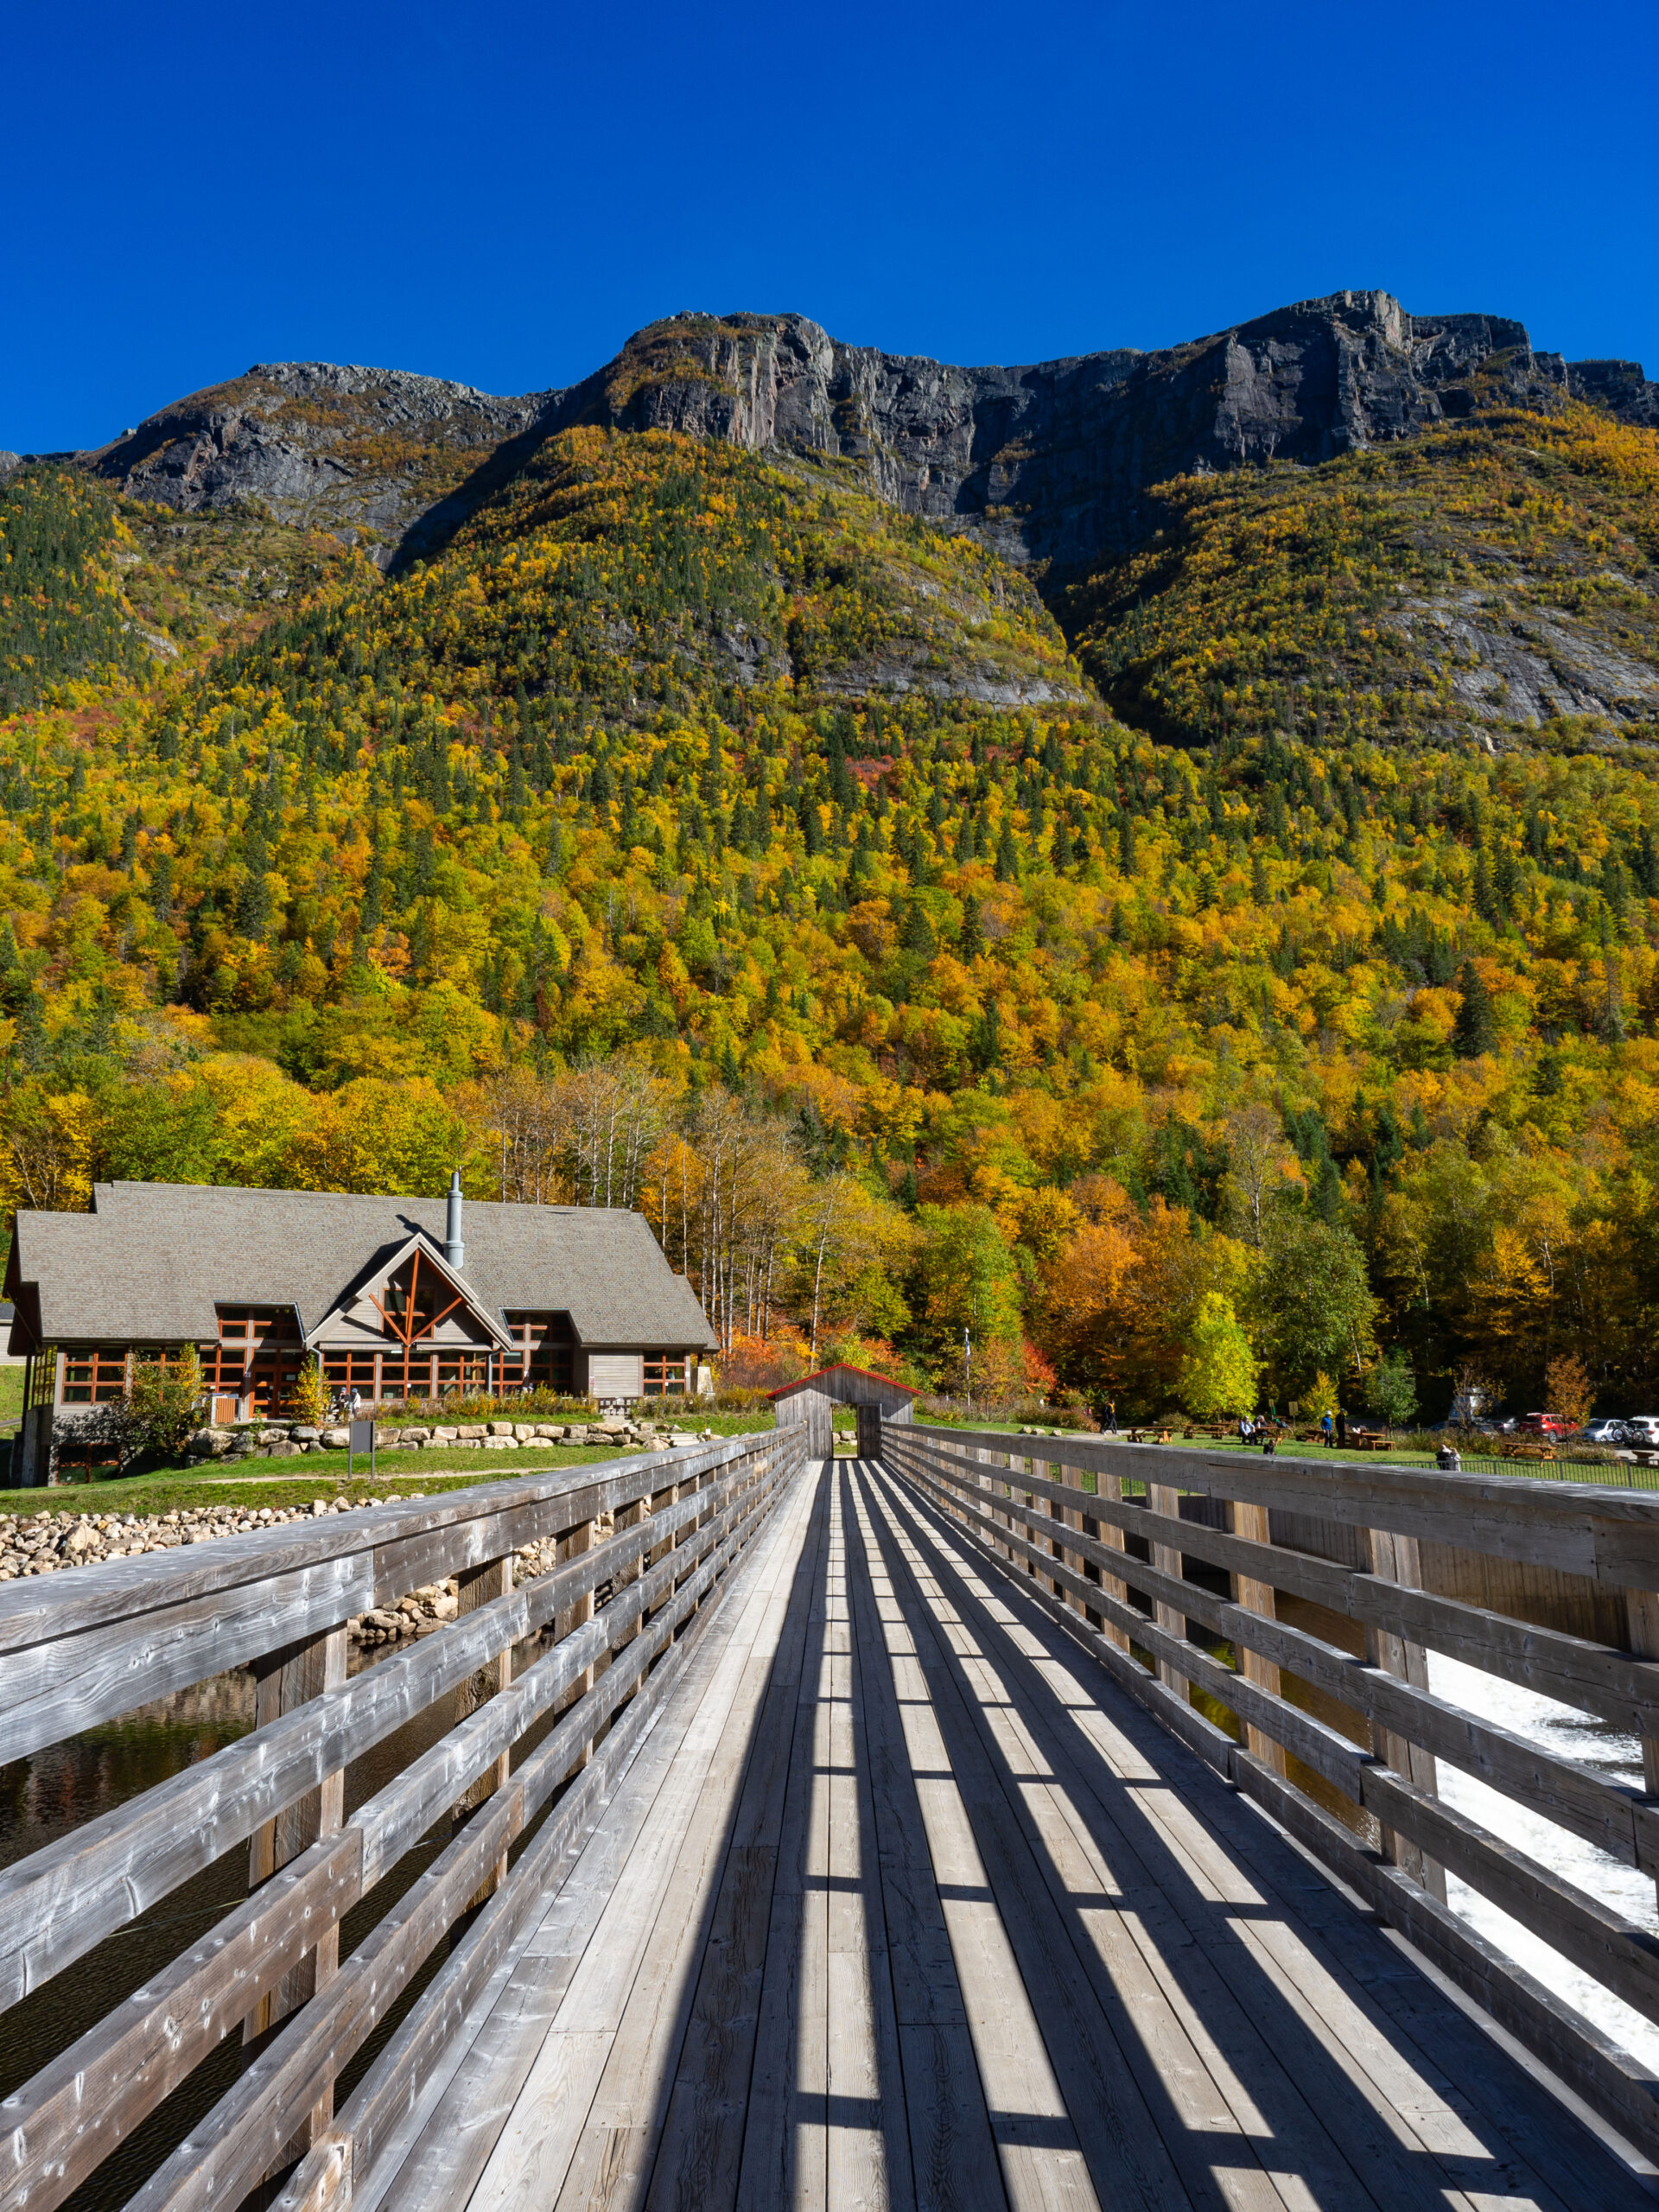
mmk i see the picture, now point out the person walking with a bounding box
[1320,1408,1335,1446]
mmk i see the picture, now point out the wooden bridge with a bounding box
[6,1425,1659,2211]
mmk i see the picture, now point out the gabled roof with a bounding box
[767,1363,919,1403]
[308,1229,515,1351]
[6,1182,716,1353]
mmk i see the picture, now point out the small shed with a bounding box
[768,1363,918,1460]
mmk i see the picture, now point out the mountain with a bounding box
[12,290,1654,588]
[5,292,1659,1419]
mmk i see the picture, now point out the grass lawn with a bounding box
[0,1365,22,1427]
[0,1411,780,1518]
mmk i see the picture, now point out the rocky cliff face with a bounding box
[562,292,1656,577]
[26,290,1656,576]
[69,361,556,563]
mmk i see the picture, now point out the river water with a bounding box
[0,1630,560,2212]
[1425,1651,1659,2073]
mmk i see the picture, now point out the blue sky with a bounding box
[6,0,1656,453]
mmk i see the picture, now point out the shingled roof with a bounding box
[6,1182,715,1353]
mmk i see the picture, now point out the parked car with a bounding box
[1582,1417,1635,1446]
[1624,1415,1659,1445]
[1519,1412,1574,1439]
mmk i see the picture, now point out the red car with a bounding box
[1520,1412,1573,1438]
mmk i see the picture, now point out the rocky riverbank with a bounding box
[183,1413,699,1461]
[0,1431,721,1646]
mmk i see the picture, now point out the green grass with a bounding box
[0,1414,779,1518]
[0,1367,22,1428]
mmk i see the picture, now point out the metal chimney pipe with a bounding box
[445,1169,464,1268]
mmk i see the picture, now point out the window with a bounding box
[506,1313,574,1394]
[60,1349,128,1404]
[435,1351,491,1396]
[323,1350,380,1391]
[642,1352,690,1398]
[209,1308,302,1404]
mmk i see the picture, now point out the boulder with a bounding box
[321,1427,350,1448]
[488,1421,516,1437]
[457,1425,487,1440]
[291,1427,321,1443]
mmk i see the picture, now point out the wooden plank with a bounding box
[906,1423,1659,1589]
[851,1469,1185,2212]
[735,1471,835,2212]
[880,1472,1490,2212]
[0,1831,362,2212]
[0,1515,677,2011]
[899,1446,1659,1883]
[1227,1499,1285,1777]
[1147,1480,1191,1705]
[70,1481,783,2212]
[244,1620,349,2171]
[357,1471,804,2212]
[454,1555,513,1901]
[527,1487,811,2212]
[0,1438,772,1759]
[0,1551,374,1768]
[895,1449,1659,2192]
[633,1471,823,2212]
[823,1467,912,2212]
[123,1484,791,2212]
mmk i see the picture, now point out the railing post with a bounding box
[1055,1459,1086,1611]
[1626,1588,1659,1908]
[556,1516,596,1770]
[1093,1464,1131,1651]
[1363,1525,1446,1901]
[245,1623,348,2151]
[1147,1480,1191,1701]
[454,1554,513,1898]
[1226,1499,1286,1775]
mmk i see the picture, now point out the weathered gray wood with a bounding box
[0,1447,796,2212]
[890,1433,1659,2172]
[118,1477,790,2212]
[905,1421,1659,1586]
[865,1465,1469,2212]
[971,1443,1659,1736]
[1231,1746,1659,2175]
[0,1831,362,2212]
[454,1554,514,1901]
[0,1471,755,2011]
[895,1436,1659,1880]
[0,1553,375,1770]
[1146,1479,1190,1703]
[245,1621,350,2173]
[875,1468,1645,2212]
[1227,1497,1286,1775]
[0,1436,771,1764]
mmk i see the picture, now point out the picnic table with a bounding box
[1126,1426,1173,1445]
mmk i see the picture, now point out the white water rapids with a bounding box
[1425,1652,1659,2071]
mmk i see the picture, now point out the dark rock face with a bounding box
[24,291,1656,576]
[557,292,1654,578]
[78,361,555,563]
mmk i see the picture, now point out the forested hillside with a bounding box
[6,384,1659,1422]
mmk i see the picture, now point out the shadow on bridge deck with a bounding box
[364,1459,1651,2212]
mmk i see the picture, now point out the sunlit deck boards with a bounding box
[375,1460,1651,2212]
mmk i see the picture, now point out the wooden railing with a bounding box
[0,1427,802,2212]
[883,1421,1659,2163]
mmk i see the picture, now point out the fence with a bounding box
[883,1420,1659,2164]
[0,1426,803,2212]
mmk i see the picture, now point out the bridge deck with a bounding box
[368,1460,1649,2212]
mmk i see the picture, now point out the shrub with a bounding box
[118,1347,205,1464]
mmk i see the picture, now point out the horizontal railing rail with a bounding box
[883,1421,1659,2165]
[0,1426,803,2212]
